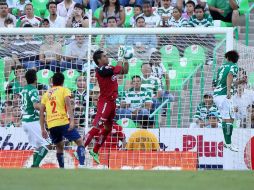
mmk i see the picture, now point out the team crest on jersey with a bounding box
[111,75,117,81]
[104,66,112,69]
[112,128,117,134]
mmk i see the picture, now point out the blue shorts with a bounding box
[49,124,81,144]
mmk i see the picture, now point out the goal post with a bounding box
[0,27,253,170]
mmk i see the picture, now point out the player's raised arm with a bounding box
[117,60,129,75]
[117,46,134,74]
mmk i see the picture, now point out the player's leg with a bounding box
[22,121,49,167]
[89,121,112,164]
[93,122,112,154]
[91,101,115,164]
[218,96,238,152]
[56,141,65,168]
[83,101,105,147]
[32,121,51,167]
[63,124,85,166]
[49,126,65,168]
[22,122,37,167]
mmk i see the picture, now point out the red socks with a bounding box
[93,128,112,153]
[84,127,100,147]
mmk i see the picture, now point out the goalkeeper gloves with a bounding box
[118,46,126,62]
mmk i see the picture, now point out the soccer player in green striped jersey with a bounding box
[213,50,239,152]
[21,69,51,167]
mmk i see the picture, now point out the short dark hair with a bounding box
[134,5,142,11]
[186,0,195,7]
[74,3,83,10]
[143,1,151,6]
[173,7,182,14]
[25,3,33,9]
[107,16,117,23]
[41,18,49,25]
[52,72,65,86]
[0,2,8,7]
[225,50,239,63]
[135,16,145,23]
[23,23,33,27]
[25,69,37,84]
[46,1,57,9]
[14,65,24,72]
[131,75,141,81]
[194,5,204,11]
[93,49,104,65]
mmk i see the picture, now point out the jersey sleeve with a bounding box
[229,65,238,77]
[29,89,40,104]
[41,93,47,105]
[63,88,71,98]
[97,65,122,77]
[113,65,123,75]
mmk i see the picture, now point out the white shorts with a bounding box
[22,121,50,149]
[213,95,235,120]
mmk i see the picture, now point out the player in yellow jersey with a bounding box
[40,73,85,168]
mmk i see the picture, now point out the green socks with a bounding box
[33,146,48,167]
[32,151,39,167]
[222,122,233,144]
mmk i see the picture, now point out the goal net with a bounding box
[0,28,253,170]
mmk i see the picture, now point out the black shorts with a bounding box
[210,10,233,23]
[49,124,81,144]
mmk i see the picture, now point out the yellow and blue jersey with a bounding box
[41,86,71,129]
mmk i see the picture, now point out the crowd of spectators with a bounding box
[0,0,241,28]
[0,0,252,130]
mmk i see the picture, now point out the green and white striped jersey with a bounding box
[194,102,221,122]
[141,75,162,97]
[188,14,213,27]
[121,87,152,109]
[156,6,174,26]
[156,6,174,17]
[21,84,40,122]
[214,61,239,96]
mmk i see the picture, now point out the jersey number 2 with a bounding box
[50,101,57,113]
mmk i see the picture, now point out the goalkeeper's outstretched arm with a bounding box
[118,60,129,75]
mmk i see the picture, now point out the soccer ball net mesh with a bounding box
[0,32,253,170]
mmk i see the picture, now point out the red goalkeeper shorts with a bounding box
[92,99,116,127]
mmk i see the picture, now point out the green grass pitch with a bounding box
[0,169,253,190]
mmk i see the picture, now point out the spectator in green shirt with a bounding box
[208,0,239,26]
[189,5,215,65]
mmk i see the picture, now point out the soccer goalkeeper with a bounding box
[83,47,131,164]
[213,50,239,152]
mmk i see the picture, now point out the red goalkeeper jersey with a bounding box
[96,65,122,101]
